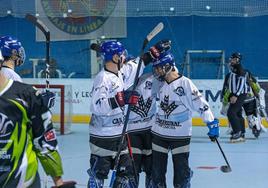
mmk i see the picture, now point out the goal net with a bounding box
[33,84,73,135]
[182,50,226,79]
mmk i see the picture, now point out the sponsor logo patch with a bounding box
[44,130,56,141]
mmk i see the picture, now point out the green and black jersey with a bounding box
[0,80,63,188]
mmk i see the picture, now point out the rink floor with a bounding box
[39,125,268,188]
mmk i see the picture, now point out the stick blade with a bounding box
[25,13,50,40]
[220,165,232,173]
[146,22,164,42]
[142,22,164,51]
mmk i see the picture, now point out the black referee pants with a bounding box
[227,94,247,134]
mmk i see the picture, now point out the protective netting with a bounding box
[182,50,226,79]
[1,0,268,18]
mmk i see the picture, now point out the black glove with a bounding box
[149,39,171,59]
[142,39,171,65]
[41,90,56,109]
[51,181,76,188]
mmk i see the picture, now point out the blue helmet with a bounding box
[152,52,175,81]
[100,41,126,62]
[152,52,175,68]
[0,36,25,66]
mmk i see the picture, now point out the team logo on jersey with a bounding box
[0,113,14,136]
[160,95,178,118]
[174,86,185,96]
[110,81,119,93]
[41,0,118,35]
[130,96,153,118]
[144,81,152,90]
[199,105,209,113]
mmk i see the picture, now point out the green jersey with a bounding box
[0,80,63,188]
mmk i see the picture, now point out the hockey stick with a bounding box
[109,22,164,188]
[25,14,50,90]
[215,138,232,173]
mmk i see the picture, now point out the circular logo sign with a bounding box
[41,0,118,35]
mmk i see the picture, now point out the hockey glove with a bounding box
[42,90,56,109]
[51,181,76,188]
[142,39,171,65]
[110,90,140,109]
[124,90,140,105]
[115,91,126,107]
[149,39,171,59]
[206,119,219,142]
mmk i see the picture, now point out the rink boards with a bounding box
[24,78,268,127]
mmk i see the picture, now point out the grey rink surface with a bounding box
[39,125,268,188]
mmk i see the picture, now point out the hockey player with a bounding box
[0,35,55,109]
[0,36,23,82]
[149,52,219,188]
[221,52,266,139]
[126,72,156,187]
[125,40,172,187]
[0,43,75,188]
[88,40,140,188]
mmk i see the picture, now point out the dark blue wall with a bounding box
[1,15,268,78]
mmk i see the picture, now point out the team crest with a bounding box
[174,86,185,96]
[130,96,153,118]
[41,0,118,35]
[144,81,152,90]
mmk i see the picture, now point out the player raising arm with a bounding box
[88,41,140,188]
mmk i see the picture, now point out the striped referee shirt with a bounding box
[228,72,250,96]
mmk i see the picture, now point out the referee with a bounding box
[223,52,250,142]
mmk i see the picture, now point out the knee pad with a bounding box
[88,155,110,188]
[87,168,104,188]
[90,155,111,179]
[113,176,137,188]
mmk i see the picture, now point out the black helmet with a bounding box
[230,52,242,62]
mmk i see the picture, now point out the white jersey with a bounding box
[152,75,214,139]
[89,59,145,138]
[1,66,22,82]
[89,68,125,138]
[120,58,145,90]
[127,73,158,133]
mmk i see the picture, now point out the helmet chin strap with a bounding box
[112,54,124,71]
